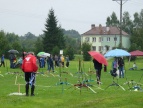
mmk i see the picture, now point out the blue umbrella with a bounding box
[104,49,131,57]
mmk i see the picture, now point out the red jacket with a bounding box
[22,54,38,72]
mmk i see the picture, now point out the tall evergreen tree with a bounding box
[43,8,65,53]
[106,12,119,27]
[129,9,143,51]
[122,11,133,34]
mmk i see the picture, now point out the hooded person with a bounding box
[21,52,38,96]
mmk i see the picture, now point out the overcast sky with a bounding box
[0,0,142,36]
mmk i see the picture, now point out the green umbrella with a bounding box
[37,52,45,57]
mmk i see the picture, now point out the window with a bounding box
[99,37,101,42]
[85,37,89,42]
[114,37,117,41]
[92,37,96,42]
[101,37,104,42]
[107,37,110,42]
[99,46,102,52]
[92,46,96,51]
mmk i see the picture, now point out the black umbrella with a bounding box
[8,49,19,54]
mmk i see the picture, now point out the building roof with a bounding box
[82,24,128,36]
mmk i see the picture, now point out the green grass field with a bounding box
[0,58,143,108]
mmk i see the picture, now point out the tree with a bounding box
[6,32,21,50]
[64,46,74,60]
[6,33,19,43]
[62,29,80,39]
[0,30,9,57]
[19,32,37,52]
[133,9,143,28]
[43,8,65,53]
[81,42,91,61]
[106,12,119,27]
[140,9,143,28]
[122,11,133,34]
[106,17,111,26]
[62,28,81,54]
[11,41,21,52]
[129,9,143,51]
[34,37,44,55]
[52,46,60,55]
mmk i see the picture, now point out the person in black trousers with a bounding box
[93,59,102,85]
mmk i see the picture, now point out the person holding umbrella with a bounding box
[88,51,108,85]
[9,53,15,68]
[93,59,102,85]
[21,52,38,96]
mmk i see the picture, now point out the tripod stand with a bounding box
[132,72,143,91]
[123,68,142,91]
[55,63,71,93]
[105,76,125,91]
[68,59,96,94]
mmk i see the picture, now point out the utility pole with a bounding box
[114,35,117,48]
[113,0,128,48]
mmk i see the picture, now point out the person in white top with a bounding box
[133,62,137,70]
[129,62,137,70]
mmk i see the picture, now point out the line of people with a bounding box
[38,54,70,72]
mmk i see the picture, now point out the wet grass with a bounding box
[0,58,143,108]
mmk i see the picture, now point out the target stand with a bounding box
[68,59,97,94]
[9,83,25,96]
[105,77,125,91]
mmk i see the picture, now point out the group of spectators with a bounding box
[38,54,70,72]
[112,57,124,78]
[0,53,21,68]
[0,51,71,96]
[0,53,18,68]
[0,52,70,72]
[92,57,124,85]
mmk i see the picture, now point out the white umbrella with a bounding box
[40,53,50,58]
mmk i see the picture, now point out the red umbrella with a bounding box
[130,50,143,56]
[88,51,108,66]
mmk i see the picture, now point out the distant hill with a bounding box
[19,29,81,51]
[19,32,37,51]
[62,29,81,39]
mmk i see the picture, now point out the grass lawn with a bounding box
[0,58,143,108]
